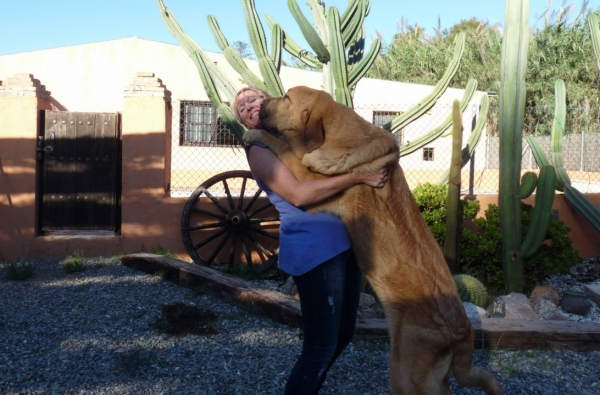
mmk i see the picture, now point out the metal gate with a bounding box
[39,111,120,232]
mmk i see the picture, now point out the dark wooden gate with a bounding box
[39,111,120,232]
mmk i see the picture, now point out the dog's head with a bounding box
[259,86,332,153]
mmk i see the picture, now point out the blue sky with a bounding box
[0,0,597,57]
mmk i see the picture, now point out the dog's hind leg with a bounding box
[450,333,504,395]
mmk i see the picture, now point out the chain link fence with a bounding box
[168,99,600,196]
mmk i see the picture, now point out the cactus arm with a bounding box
[307,0,333,94]
[548,81,600,232]
[206,15,269,90]
[387,32,466,134]
[518,171,538,199]
[347,28,365,67]
[155,0,238,102]
[564,186,600,232]
[242,0,285,96]
[328,6,353,106]
[526,135,551,168]
[340,0,361,32]
[437,93,489,184]
[270,23,283,73]
[400,79,476,156]
[498,0,530,292]
[550,79,569,191]
[190,51,246,144]
[288,0,330,63]
[207,15,229,50]
[348,38,381,88]
[521,164,557,258]
[443,99,463,274]
[341,0,366,48]
[588,13,600,71]
[264,15,323,69]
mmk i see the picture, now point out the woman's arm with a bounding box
[247,145,388,207]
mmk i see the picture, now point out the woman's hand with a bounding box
[354,167,389,188]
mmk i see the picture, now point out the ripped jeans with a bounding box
[284,249,362,395]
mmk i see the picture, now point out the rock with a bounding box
[463,302,489,322]
[541,311,570,321]
[530,284,561,306]
[488,292,539,320]
[357,293,383,319]
[281,276,298,299]
[532,297,558,316]
[569,260,600,282]
[583,283,600,306]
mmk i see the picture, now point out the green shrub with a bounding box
[61,250,87,273]
[412,183,480,243]
[412,184,582,295]
[461,203,582,295]
[5,259,35,280]
[154,245,176,258]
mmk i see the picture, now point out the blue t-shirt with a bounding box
[246,143,351,276]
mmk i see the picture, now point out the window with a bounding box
[373,110,403,145]
[180,101,239,147]
[423,147,434,161]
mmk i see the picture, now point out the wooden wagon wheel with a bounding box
[181,170,280,268]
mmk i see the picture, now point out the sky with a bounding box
[0,0,598,57]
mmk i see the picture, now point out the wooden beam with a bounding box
[122,253,600,350]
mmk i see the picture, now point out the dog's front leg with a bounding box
[243,129,326,182]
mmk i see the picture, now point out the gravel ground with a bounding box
[1,256,599,395]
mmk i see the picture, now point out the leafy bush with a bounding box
[5,259,35,280]
[412,184,582,295]
[412,183,480,243]
[61,250,86,273]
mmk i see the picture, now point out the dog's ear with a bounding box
[302,109,325,153]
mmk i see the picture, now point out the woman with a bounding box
[232,86,388,394]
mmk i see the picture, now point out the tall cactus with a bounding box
[498,0,559,292]
[498,0,530,292]
[443,99,463,274]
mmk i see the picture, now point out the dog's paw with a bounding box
[243,129,270,144]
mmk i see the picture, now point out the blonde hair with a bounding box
[231,86,271,125]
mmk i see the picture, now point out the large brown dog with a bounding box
[243,86,502,395]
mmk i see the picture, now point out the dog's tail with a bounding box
[451,330,504,395]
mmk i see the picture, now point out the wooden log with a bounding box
[122,253,302,328]
[122,253,600,351]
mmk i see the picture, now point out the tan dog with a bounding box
[243,86,502,395]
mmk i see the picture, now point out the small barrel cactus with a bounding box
[454,274,489,307]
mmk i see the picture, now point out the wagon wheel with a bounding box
[181,170,280,268]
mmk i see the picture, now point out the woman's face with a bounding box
[237,90,264,129]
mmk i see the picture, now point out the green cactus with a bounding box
[518,172,537,199]
[454,274,489,307]
[264,15,322,69]
[400,78,477,156]
[386,33,466,136]
[498,0,530,292]
[287,0,330,63]
[443,100,463,274]
[437,94,490,185]
[528,79,600,233]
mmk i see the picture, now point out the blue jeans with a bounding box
[284,249,362,395]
